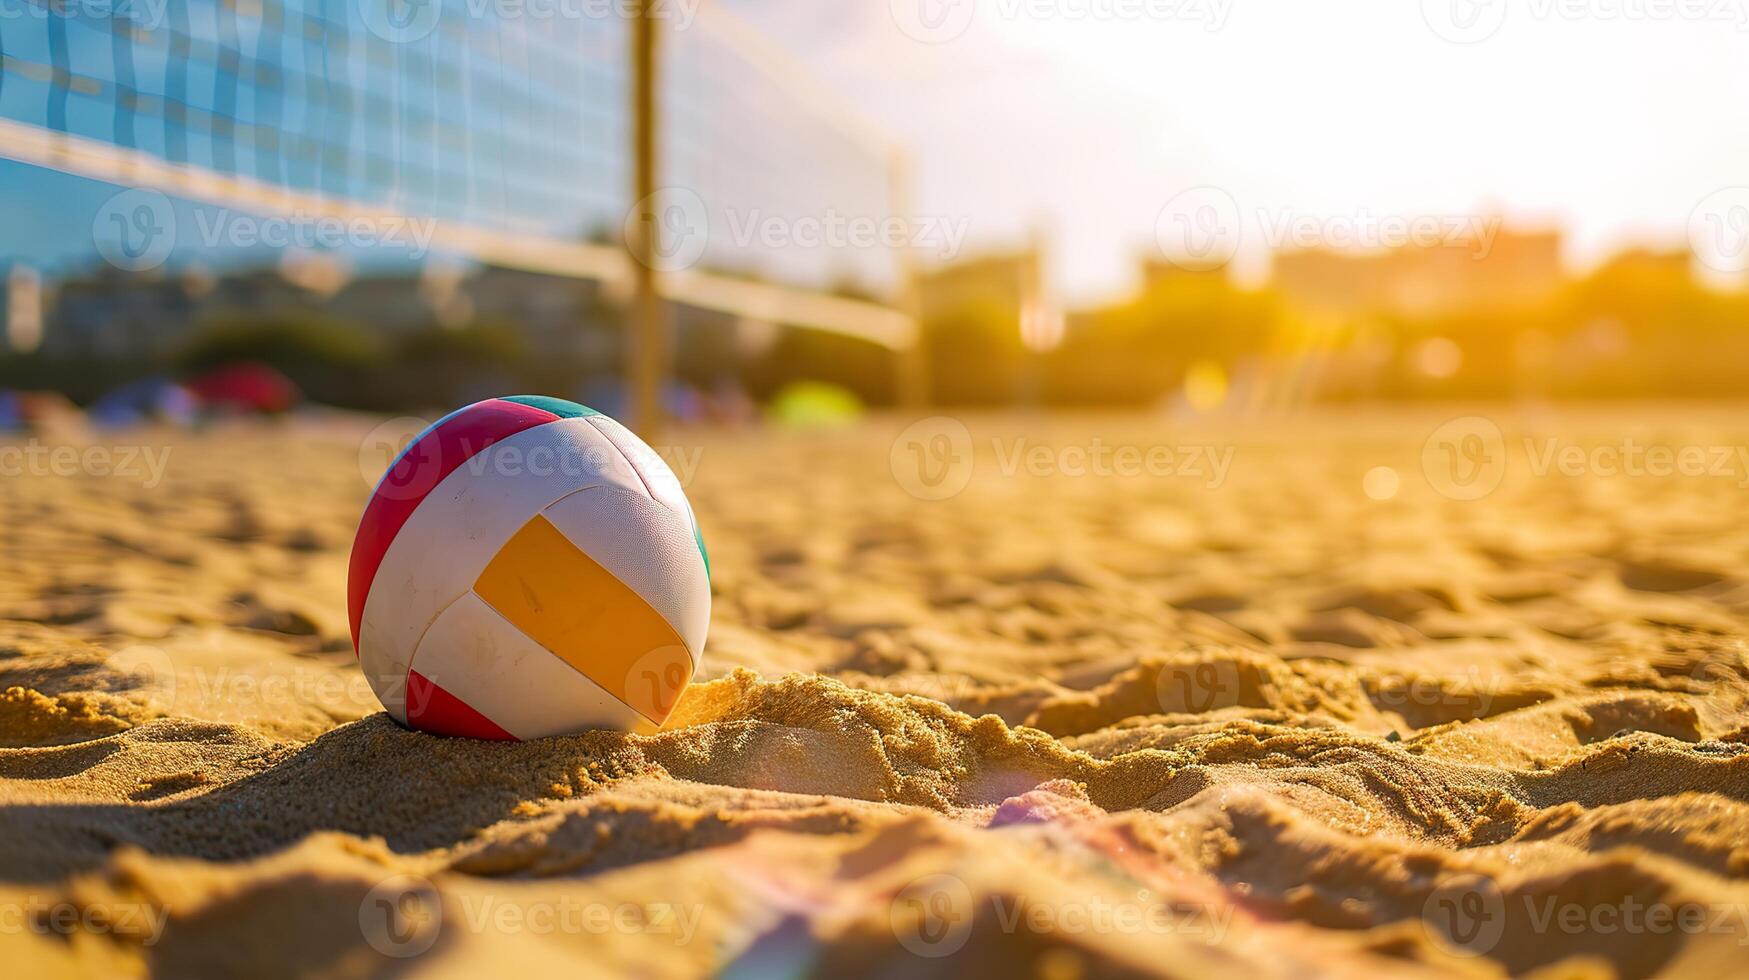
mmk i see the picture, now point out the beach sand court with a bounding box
[2,408,1748,977]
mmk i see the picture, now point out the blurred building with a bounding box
[325,277,434,338]
[918,249,1038,321]
[44,270,199,359]
[1592,247,1695,284]
[917,246,1064,351]
[1477,227,1566,306]
[3,265,43,354]
[1139,257,1232,290]
[342,265,625,363]
[909,246,1063,403]
[460,268,617,360]
[1272,225,1564,318]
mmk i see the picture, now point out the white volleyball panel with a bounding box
[587,415,696,529]
[357,418,644,683]
[409,592,645,739]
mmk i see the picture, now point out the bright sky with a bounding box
[726,0,1749,302]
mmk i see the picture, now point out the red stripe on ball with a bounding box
[348,398,559,652]
[405,669,518,741]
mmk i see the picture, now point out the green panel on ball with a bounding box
[502,395,601,419]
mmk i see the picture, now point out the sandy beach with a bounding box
[3,407,1748,978]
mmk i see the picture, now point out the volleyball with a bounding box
[348,396,710,740]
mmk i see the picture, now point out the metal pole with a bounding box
[627,0,666,437]
[889,148,929,409]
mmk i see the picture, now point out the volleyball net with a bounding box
[0,0,915,354]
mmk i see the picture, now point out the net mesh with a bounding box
[0,0,905,330]
[667,7,898,296]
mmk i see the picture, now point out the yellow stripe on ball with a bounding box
[475,513,693,724]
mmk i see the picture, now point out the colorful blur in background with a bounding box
[0,1,1746,425]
